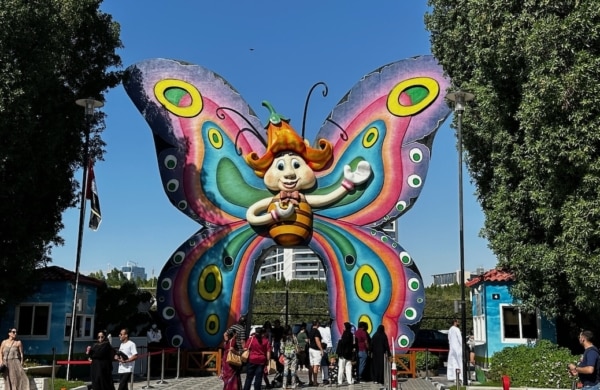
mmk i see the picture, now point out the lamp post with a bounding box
[66,98,103,380]
[445,90,474,386]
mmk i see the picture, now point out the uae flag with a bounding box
[86,162,102,231]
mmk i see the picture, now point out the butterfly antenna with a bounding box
[324,118,348,141]
[216,107,267,155]
[301,82,329,140]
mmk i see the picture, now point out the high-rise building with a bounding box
[121,261,146,281]
[256,221,397,282]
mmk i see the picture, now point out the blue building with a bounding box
[0,266,105,357]
[466,269,556,366]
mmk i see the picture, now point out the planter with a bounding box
[0,377,49,390]
[24,365,59,377]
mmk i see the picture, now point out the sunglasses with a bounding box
[98,336,105,339]
[10,330,17,334]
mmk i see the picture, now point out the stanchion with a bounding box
[455,369,461,389]
[175,347,181,380]
[425,349,430,380]
[391,336,399,390]
[142,352,154,389]
[156,349,168,384]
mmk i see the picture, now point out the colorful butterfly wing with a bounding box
[124,58,270,226]
[156,223,275,349]
[309,219,424,346]
[312,56,451,227]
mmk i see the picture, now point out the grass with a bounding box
[50,378,87,389]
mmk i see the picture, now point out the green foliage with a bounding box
[416,351,440,370]
[94,280,154,334]
[488,340,575,388]
[0,0,122,311]
[425,0,600,325]
[421,284,472,331]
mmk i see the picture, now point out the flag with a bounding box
[86,162,102,231]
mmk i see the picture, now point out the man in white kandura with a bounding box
[447,318,463,383]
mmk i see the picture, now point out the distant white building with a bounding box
[432,269,477,287]
[256,221,397,282]
[121,262,146,281]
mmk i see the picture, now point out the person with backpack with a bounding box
[568,330,600,390]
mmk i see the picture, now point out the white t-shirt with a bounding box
[118,340,138,373]
[318,326,332,350]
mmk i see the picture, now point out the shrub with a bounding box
[416,351,440,371]
[488,340,576,388]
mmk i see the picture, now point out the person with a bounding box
[568,330,600,390]
[319,319,332,385]
[226,315,248,353]
[336,322,355,386]
[271,320,284,385]
[328,353,338,385]
[307,319,324,387]
[146,324,162,374]
[88,330,116,390]
[280,328,298,389]
[295,323,308,372]
[370,324,391,384]
[115,328,138,390]
[221,328,242,390]
[354,321,370,383]
[243,327,271,390]
[447,318,463,383]
[0,328,29,390]
[261,321,273,389]
[147,324,162,346]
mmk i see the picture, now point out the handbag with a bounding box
[226,349,242,366]
[0,363,6,374]
[268,359,278,374]
[241,335,253,363]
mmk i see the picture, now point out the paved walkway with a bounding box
[128,373,445,390]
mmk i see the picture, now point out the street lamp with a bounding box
[66,98,104,380]
[445,90,474,386]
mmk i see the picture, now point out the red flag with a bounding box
[86,162,102,231]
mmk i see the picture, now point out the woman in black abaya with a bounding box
[87,330,116,390]
[370,325,391,385]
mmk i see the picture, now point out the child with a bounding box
[328,354,339,386]
[281,328,299,389]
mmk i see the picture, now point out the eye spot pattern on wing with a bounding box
[387,77,440,117]
[154,79,203,118]
[362,126,379,148]
[355,264,380,303]
[206,314,220,336]
[198,264,222,301]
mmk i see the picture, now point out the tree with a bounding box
[425,1,600,326]
[0,0,122,309]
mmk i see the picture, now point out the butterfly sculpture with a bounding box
[123,55,451,349]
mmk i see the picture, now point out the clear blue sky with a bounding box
[50,0,497,285]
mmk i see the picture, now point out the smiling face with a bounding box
[264,152,316,192]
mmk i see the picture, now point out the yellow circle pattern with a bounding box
[386,77,439,117]
[355,265,380,302]
[198,265,222,301]
[205,314,220,335]
[154,79,203,118]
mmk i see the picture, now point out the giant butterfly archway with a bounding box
[123,55,451,349]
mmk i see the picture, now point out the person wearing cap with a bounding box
[336,322,356,385]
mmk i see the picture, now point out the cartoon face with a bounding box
[264,152,316,192]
